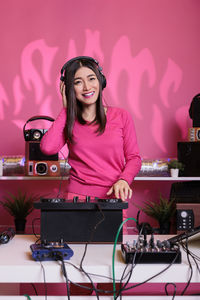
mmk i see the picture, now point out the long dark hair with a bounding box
[63,58,106,143]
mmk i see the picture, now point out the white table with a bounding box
[0,234,199,299]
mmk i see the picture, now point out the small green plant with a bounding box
[135,194,176,224]
[167,159,184,171]
[0,190,39,220]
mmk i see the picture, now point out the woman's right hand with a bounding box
[60,81,67,108]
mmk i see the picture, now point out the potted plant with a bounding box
[167,159,184,177]
[0,190,39,233]
[135,194,176,234]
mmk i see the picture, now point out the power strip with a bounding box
[121,238,181,264]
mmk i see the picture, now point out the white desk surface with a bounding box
[1,297,200,300]
[0,234,199,285]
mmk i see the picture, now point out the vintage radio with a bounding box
[23,115,55,142]
[24,115,59,176]
[25,160,60,176]
[25,141,58,162]
[25,141,59,176]
[188,127,200,142]
[24,128,48,142]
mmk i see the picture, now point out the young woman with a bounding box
[40,56,141,203]
[40,56,141,296]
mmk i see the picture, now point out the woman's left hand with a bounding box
[106,179,132,201]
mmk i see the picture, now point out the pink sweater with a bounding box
[40,106,141,197]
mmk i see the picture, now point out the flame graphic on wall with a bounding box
[0,31,189,157]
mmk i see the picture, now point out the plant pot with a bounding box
[159,221,171,234]
[170,168,179,177]
[14,219,27,234]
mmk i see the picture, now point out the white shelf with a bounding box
[0,176,69,180]
[134,176,200,181]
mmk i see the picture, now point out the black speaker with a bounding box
[170,181,200,203]
[178,142,200,176]
[176,203,200,232]
[189,93,200,127]
[40,210,123,243]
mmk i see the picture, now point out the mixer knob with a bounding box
[86,196,91,203]
[181,211,188,218]
[73,196,79,203]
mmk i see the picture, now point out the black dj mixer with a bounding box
[34,197,128,243]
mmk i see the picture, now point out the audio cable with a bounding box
[54,252,70,300]
[56,149,69,199]
[164,282,177,300]
[117,224,146,300]
[39,261,48,300]
[78,203,105,299]
[180,238,193,296]
[112,217,137,299]
[24,295,32,300]
[115,250,180,296]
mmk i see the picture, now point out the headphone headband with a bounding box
[23,115,55,133]
[60,56,106,89]
[23,115,55,141]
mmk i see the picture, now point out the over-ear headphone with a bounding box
[60,56,107,90]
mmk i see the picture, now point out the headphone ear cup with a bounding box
[60,62,69,81]
[99,71,107,90]
[60,75,65,82]
[101,74,107,90]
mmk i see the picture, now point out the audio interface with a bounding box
[30,242,74,261]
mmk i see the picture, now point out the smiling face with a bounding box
[73,66,100,106]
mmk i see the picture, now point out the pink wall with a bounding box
[0,0,200,230]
